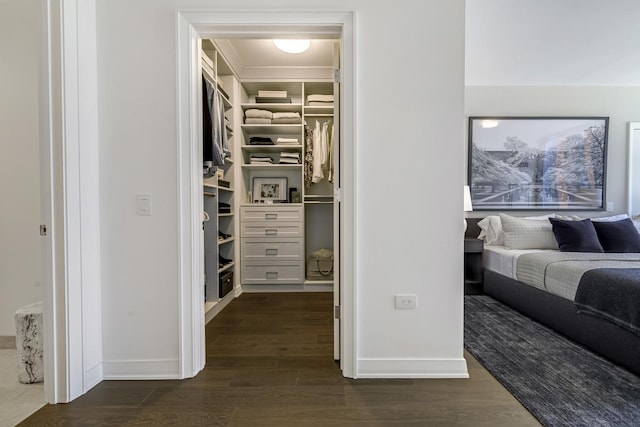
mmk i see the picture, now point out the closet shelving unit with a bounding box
[237,80,336,287]
[202,40,239,323]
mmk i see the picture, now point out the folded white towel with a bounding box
[245,118,271,124]
[306,94,334,102]
[245,109,273,119]
[276,137,299,144]
[272,112,301,120]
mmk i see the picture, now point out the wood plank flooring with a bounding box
[18,292,540,426]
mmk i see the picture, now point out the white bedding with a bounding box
[484,246,640,301]
[483,246,552,279]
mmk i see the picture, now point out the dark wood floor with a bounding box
[19,292,540,426]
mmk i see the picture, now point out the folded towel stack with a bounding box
[306,94,334,107]
[279,152,301,164]
[250,155,274,164]
[248,136,274,145]
[244,109,301,124]
[276,137,299,145]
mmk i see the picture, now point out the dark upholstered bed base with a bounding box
[484,269,640,377]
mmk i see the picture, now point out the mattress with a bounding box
[484,246,640,301]
[483,246,552,279]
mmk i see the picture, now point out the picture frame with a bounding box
[468,117,608,211]
[252,177,288,203]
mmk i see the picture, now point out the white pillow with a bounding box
[499,213,559,250]
[477,216,503,246]
[477,213,555,246]
[590,214,629,222]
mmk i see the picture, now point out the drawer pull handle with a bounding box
[265,213,278,219]
[265,229,278,236]
[266,271,278,279]
[265,248,278,256]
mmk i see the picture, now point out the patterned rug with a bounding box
[464,295,640,427]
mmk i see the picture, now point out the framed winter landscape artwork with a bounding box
[468,117,609,211]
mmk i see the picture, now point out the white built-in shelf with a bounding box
[241,144,302,152]
[218,262,234,274]
[219,213,234,217]
[304,105,334,115]
[203,191,216,198]
[203,183,216,189]
[218,186,233,192]
[304,200,333,205]
[241,124,302,135]
[241,164,302,170]
[218,237,234,246]
[241,103,303,113]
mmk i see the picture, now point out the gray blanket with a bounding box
[575,268,640,335]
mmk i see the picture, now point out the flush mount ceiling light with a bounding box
[481,120,499,128]
[273,39,311,54]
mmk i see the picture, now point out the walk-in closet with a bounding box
[200,37,341,326]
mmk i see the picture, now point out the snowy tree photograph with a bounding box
[468,117,608,210]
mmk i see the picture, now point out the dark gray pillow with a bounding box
[592,218,640,253]
[549,218,603,253]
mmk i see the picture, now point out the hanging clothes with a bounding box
[203,76,229,168]
[312,120,325,183]
[304,124,314,191]
[327,122,334,183]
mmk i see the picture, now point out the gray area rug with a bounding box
[464,295,640,427]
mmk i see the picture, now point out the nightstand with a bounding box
[464,238,484,295]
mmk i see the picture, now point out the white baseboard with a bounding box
[102,358,181,380]
[357,357,469,378]
[241,283,333,293]
[83,362,103,391]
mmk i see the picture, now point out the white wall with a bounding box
[0,0,43,338]
[465,0,640,218]
[96,0,466,378]
[466,0,640,86]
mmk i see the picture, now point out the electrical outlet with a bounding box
[607,202,614,212]
[395,294,417,309]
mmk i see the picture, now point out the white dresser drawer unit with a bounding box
[241,206,303,222]
[241,222,303,238]
[240,205,305,285]
[241,238,303,261]
[241,261,305,285]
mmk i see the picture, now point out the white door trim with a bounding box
[175,9,357,378]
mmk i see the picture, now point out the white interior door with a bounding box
[333,41,341,361]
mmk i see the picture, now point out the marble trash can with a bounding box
[15,302,44,384]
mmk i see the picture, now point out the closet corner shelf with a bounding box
[241,124,303,135]
[218,237,234,246]
[241,144,303,152]
[219,213,234,217]
[241,103,303,113]
[203,191,216,198]
[203,182,217,189]
[218,262,234,274]
[218,186,234,193]
[241,164,302,170]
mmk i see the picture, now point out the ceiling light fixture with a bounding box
[481,120,499,128]
[273,39,311,54]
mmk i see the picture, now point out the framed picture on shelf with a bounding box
[468,116,608,211]
[252,177,288,203]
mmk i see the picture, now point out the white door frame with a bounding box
[176,10,357,378]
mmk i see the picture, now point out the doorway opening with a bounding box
[176,11,356,379]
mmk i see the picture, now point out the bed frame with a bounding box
[465,218,640,377]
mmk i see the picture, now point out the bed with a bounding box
[466,215,640,377]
